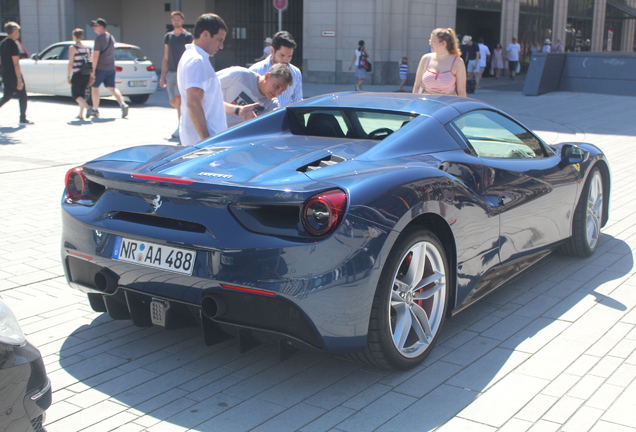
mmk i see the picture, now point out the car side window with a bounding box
[451,110,547,159]
[40,45,68,60]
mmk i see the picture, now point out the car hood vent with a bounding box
[298,154,347,173]
[177,147,230,160]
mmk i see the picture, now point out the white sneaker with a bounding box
[171,128,179,138]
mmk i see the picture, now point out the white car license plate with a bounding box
[112,237,196,275]
[128,80,147,87]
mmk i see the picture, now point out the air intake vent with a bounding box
[178,147,230,160]
[111,212,207,233]
[297,154,347,173]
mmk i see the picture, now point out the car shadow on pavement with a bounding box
[53,234,633,431]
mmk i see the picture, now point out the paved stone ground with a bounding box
[1,81,635,432]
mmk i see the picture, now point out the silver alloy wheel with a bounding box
[586,170,603,250]
[390,240,446,358]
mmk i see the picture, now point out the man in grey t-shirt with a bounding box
[160,11,193,138]
[89,18,128,119]
[217,63,292,127]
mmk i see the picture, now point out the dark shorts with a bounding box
[71,73,91,99]
[508,60,518,72]
[92,69,116,88]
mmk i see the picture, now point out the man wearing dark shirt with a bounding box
[160,11,193,138]
[0,22,32,125]
[460,35,480,83]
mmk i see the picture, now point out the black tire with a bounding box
[561,167,604,257]
[351,227,450,370]
[128,94,150,104]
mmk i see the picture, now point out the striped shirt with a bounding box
[249,56,303,106]
[72,45,91,74]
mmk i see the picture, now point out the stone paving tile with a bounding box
[193,398,287,432]
[375,385,477,432]
[336,391,417,432]
[299,406,357,432]
[457,372,550,428]
[251,402,327,432]
[304,369,383,410]
[600,380,636,427]
[446,348,531,393]
[561,406,605,432]
[499,418,533,432]
[515,394,559,423]
[2,89,636,431]
[541,395,585,424]
[256,357,362,408]
[393,360,463,398]
[435,417,498,431]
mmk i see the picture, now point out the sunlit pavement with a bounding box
[1,81,635,432]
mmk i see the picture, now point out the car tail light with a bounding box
[115,66,123,72]
[64,166,105,204]
[302,189,347,236]
[65,167,87,201]
[146,65,155,72]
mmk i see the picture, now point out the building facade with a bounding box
[3,0,635,86]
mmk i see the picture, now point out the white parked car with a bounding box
[20,41,158,104]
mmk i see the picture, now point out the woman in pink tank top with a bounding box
[413,28,466,97]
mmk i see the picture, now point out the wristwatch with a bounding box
[234,106,240,115]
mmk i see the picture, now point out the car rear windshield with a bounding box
[288,108,416,140]
[115,47,147,61]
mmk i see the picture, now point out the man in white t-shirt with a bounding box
[476,38,491,90]
[218,63,292,127]
[178,14,261,147]
[506,37,521,80]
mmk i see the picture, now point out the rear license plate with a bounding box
[112,237,196,275]
[128,80,147,87]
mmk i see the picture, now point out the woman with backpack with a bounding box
[348,40,370,91]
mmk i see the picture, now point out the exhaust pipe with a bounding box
[201,294,227,319]
[93,269,118,294]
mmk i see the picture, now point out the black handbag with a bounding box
[80,60,93,75]
[365,61,372,73]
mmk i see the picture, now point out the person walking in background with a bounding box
[254,37,272,62]
[89,18,129,119]
[461,35,480,85]
[67,29,92,120]
[218,63,291,127]
[551,39,564,53]
[542,39,551,53]
[249,31,302,106]
[491,42,504,79]
[476,37,490,90]
[506,37,521,80]
[348,40,370,91]
[413,28,466,97]
[0,22,32,125]
[397,56,409,92]
[160,11,193,138]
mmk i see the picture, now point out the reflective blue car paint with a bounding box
[61,92,611,357]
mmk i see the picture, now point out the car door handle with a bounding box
[499,196,512,206]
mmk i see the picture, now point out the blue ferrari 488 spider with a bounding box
[61,92,610,370]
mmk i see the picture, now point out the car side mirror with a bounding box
[561,143,589,164]
[31,53,39,60]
